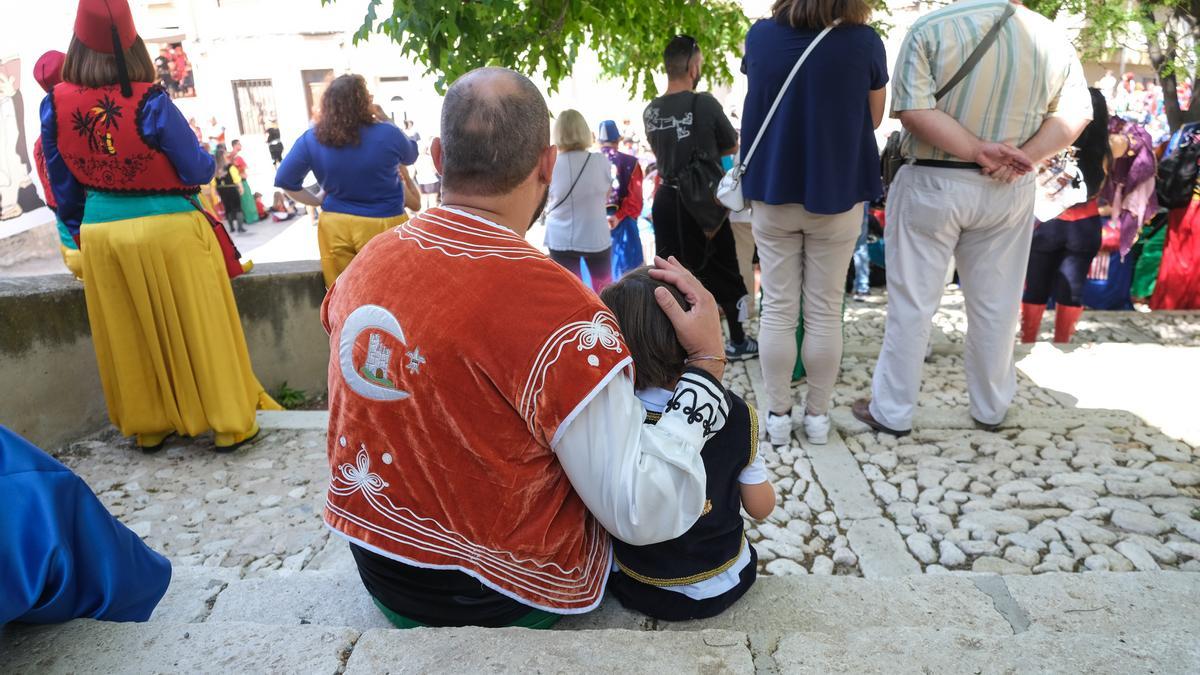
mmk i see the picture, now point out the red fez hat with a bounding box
[73,0,138,96]
[74,0,137,54]
[34,51,66,93]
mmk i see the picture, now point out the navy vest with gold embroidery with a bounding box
[613,392,758,586]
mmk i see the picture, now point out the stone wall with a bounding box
[0,261,329,448]
[0,218,59,267]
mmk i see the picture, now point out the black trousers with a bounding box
[1023,215,1102,307]
[216,186,243,231]
[652,187,748,343]
[608,544,757,622]
[652,187,748,305]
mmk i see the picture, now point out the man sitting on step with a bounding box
[321,66,731,628]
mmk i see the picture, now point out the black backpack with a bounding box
[880,131,904,194]
[672,93,729,236]
[1157,140,1200,209]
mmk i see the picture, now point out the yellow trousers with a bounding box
[318,210,409,287]
[80,211,281,448]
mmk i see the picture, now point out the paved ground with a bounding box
[0,211,312,279]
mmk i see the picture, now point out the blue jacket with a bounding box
[0,426,171,625]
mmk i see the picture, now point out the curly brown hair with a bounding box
[314,74,376,148]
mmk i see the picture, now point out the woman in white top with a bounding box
[545,109,614,291]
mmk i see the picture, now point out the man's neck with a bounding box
[438,193,531,238]
[664,78,695,96]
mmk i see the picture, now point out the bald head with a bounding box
[439,68,550,196]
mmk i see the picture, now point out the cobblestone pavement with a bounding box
[51,292,1200,580]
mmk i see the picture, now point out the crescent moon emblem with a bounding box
[339,304,411,401]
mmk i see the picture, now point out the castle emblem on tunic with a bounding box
[360,333,396,388]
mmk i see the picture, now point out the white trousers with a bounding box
[753,201,863,416]
[870,166,1035,430]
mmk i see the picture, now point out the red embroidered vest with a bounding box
[51,82,198,195]
[322,207,632,613]
[33,138,55,210]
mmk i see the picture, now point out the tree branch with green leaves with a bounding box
[327,0,752,98]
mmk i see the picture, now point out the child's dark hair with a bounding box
[600,266,691,391]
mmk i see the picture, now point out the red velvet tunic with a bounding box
[321,207,633,613]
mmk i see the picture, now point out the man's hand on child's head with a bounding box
[648,256,725,381]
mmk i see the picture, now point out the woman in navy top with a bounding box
[740,0,887,448]
[275,74,418,287]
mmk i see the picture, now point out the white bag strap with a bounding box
[737,20,840,175]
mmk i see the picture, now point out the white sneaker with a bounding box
[766,412,793,446]
[804,413,831,445]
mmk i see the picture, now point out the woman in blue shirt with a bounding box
[740,0,887,448]
[275,74,419,287]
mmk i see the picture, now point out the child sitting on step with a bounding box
[600,267,776,621]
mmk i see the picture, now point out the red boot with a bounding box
[1054,305,1084,344]
[1020,303,1045,343]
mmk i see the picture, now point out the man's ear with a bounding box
[538,145,557,185]
[431,137,444,175]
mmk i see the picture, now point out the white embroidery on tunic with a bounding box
[327,441,610,599]
[397,210,544,260]
[405,347,426,375]
[520,311,624,436]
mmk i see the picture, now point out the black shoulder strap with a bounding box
[934,4,1016,101]
[548,152,593,213]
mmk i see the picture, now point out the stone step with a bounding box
[345,627,753,673]
[198,570,1009,635]
[175,563,1200,637]
[0,620,357,673]
[774,627,1200,674]
[6,619,1196,674]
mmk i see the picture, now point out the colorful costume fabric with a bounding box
[601,146,644,280]
[1100,118,1158,258]
[1130,215,1168,300]
[0,425,171,624]
[1151,198,1200,309]
[231,154,259,224]
[41,77,279,448]
[322,206,634,614]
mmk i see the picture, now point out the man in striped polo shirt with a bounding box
[854,0,1092,435]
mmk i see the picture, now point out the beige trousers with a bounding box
[752,201,862,416]
[869,166,1035,430]
[730,218,757,315]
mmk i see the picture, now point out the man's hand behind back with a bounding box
[978,142,1034,184]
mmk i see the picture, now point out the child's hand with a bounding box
[648,256,725,380]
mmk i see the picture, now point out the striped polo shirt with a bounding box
[891,0,1091,161]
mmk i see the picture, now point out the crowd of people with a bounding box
[154,42,194,98]
[6,0,1199,635]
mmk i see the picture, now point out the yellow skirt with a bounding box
[80,210,281,448]
[317,210,409,287]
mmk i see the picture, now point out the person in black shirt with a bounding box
[644,35,757,360]
[265,117,284,168]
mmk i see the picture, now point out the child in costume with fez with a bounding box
[41,0,279,452]
[30,50,84,280]
[600,267,775,621]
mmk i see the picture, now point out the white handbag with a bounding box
[717,22,838,212]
